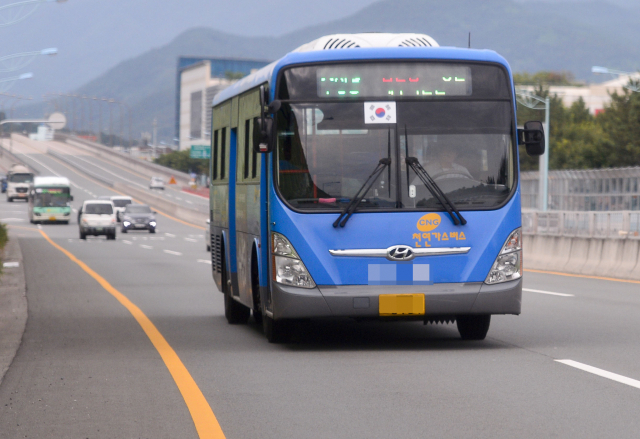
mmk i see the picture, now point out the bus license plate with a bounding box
[379,294,425,316]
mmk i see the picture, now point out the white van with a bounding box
[110,195,133,221]
[78,200,117,240]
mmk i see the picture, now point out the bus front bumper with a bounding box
[270,278,522,320]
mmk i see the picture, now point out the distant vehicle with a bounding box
[28,176,73,224]
[0,174,6,193]
[6,164,34,202]
[209,33,546,342]
[121,204,156,233]
[98,195,111,200]
[78,200,116,240]
[149,176,165,190]
[110,195,133,221]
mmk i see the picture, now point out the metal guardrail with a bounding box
[522,167,640,211]
[523,210,640,239]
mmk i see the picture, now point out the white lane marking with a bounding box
[72,208,78,213]
[3,261,19,268]
[0,218,25,222]
[523,288,574,297]
[164,233,176,238]
[140,244,153,249]
[149,237,165,241]
[556,360,640,390]
[122,240,132,245]
[163,250,182,256]
[175,197,182,201]
[166,194,173,198]
[186,200,193,204]
[37,224,42,229]
[15,153,82,189]
[197,259,212,265]
[184,238,197,242]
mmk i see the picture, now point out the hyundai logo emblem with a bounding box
[386,245,415,261]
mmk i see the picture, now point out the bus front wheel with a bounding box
[456,315,491,340]
[263,315,290,344]
[223,262,250,324]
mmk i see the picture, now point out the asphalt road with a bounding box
[0,144,640,438]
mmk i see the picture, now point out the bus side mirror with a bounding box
[252,85,278,154]
[518,121,545,156]
[253,116,273,153]
[69,195,74,201]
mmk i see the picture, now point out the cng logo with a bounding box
[417,213,441,232]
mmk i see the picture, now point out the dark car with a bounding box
[121,204,157,233]
[0,175,6,193]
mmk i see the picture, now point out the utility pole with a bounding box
[152,118,157,160]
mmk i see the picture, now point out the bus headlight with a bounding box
[272,232,316,289]
[485,228,522,285]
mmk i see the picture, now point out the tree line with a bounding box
[516,72,640,171]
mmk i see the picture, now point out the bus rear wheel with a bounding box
[456,315,491,340]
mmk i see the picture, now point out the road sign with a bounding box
[190,144,210,159]
[47,112,67,129]
[168,176,177,185]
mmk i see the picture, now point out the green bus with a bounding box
[28,176,73,224]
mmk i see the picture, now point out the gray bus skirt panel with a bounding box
[270,279,521,319]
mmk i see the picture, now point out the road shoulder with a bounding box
[0,231,28,386]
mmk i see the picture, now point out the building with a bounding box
[519,73,640,115]
[177,57,270,151]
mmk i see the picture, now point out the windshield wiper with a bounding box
[405,157,467,226]
[333,158,391,228]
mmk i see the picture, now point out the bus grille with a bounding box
[211,234,222,274]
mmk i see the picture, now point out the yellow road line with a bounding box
[525,268,640,285]
[24,148,205,231]
[38,229,225,438]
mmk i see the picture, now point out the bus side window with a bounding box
[251,118,258,179]
[220,128,227,180]
[243,119,250,179]
[212,129,219,181]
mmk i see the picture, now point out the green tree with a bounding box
[154,149,209,176]
[595,85,640,167]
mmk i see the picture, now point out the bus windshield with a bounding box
[33,187,70,208]
[275,101,514,211]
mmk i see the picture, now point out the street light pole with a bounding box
[517,89,550,211]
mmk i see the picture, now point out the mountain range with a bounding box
[15,0,640,143]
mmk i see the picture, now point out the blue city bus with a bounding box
[209,33,544,343]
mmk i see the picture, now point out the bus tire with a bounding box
[263,315,289,344]
[223,257,250,324]
[456,315,491,340]
[79,231,87,240]
[7,197,12,202]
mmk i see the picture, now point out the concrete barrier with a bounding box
[0,144,39,175]
[56,134,191,186]
[524,234,640,281]
[48,149,114,187]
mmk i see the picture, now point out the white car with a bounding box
[110,195,133,221]
[78,200,117,240]
[149,177,165,190]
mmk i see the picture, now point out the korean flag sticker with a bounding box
[364,102,397,124]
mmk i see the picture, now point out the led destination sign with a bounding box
[317,64,472,98]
